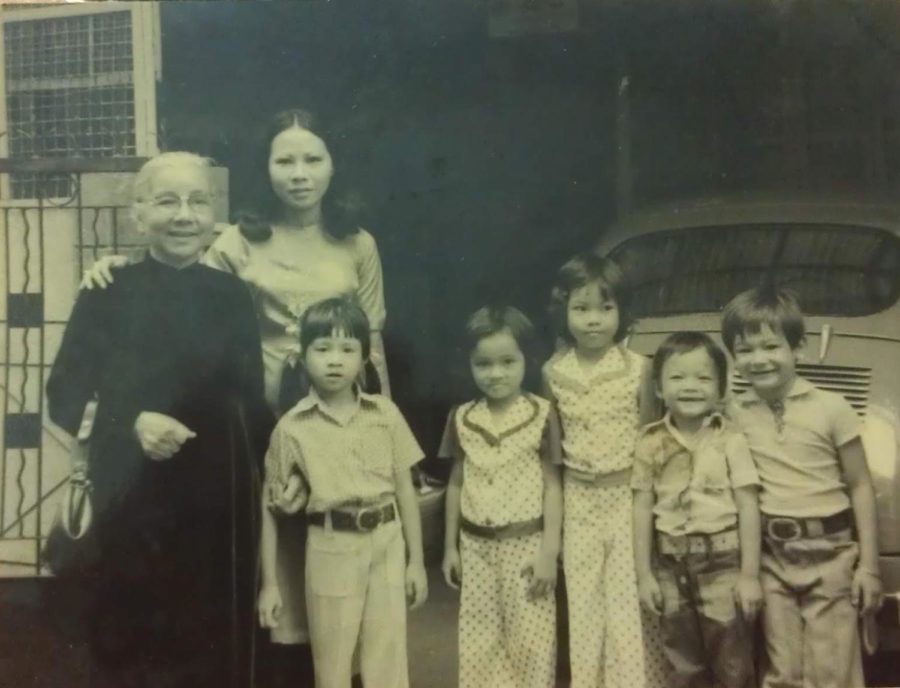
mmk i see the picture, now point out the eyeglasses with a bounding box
[146,193,214,215]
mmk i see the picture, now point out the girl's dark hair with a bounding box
[548,252,635,345]
[237,108,365,242]
[721,285,805,354]
[651,331,729,398]
[465,305,542,393]
[299,295,371,360]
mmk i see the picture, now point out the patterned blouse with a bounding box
[543,345,646,475]
[439,393,562,527]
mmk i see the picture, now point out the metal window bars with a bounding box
[4,11,136,200]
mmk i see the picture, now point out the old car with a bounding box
[596,197,900,670]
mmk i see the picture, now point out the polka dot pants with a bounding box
[563,478,669,688]
[459,530,556,688]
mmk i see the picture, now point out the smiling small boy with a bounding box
[722,286,882,688]
[632,331,761,688]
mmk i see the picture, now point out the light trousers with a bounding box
[305,519,408,688]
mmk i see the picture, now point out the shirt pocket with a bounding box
[355,416,396,479]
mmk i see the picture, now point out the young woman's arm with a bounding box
[839,436,883,616]
[355,230,390,396]
[395,466,428,609]
[442,458,464,590]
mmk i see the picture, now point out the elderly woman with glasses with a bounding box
[47,152,273,688]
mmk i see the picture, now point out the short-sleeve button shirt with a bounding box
[264,389,423,513]
[632,413,759,536]
[439,393,561,527]
[728,377,860,518]
[543,345,645,475]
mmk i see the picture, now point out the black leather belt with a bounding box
[763,509,852,542]
[657,528,740,556]
[307,503,396,532]
[460,516,543,540]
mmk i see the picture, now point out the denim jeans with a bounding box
[657,546,755,688]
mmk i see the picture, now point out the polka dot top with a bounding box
[544,345,645,475]
[441,393,559,527]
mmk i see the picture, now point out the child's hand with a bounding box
[522,549,557,601]
[406,561,429,610]
[734,574,763,619]
[269,474,306,515]
[637,573,663,616]
[852,567,883,617]
[442,547,462,590]
[258,585,283,629]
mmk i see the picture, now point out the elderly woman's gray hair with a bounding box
[132,151,213,204]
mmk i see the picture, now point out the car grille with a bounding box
[732,364,872,415]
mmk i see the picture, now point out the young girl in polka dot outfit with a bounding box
[543,253,668,688]
[440,306,564,688]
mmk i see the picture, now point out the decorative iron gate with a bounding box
[0,157,148,577]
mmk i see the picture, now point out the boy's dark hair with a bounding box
[548,252,634,345]
[237,107,366,243]
[299,296,371,360]
[652,331,729,398]
[721,285,805,354]
[464,305,541,392]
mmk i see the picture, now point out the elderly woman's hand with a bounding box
[134,411,197,461]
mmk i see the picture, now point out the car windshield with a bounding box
[608,223,900,317]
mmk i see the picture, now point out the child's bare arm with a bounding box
[632,489,662,615]
[539,458,563,563]
[524,457,563,600]
[258,497,282,628]
[733,485,763,618]
[396,466,429,609]
[442,458,463,589]
[839,437,883,615]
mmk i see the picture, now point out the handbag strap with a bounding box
[67,399,97,476]
[76,399,98,443]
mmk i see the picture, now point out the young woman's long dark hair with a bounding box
[237,108,367,242]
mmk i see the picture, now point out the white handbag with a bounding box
[42,400,98,574]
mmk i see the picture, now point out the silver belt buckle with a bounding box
[767,517,802,542]
[355,506,381,531]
